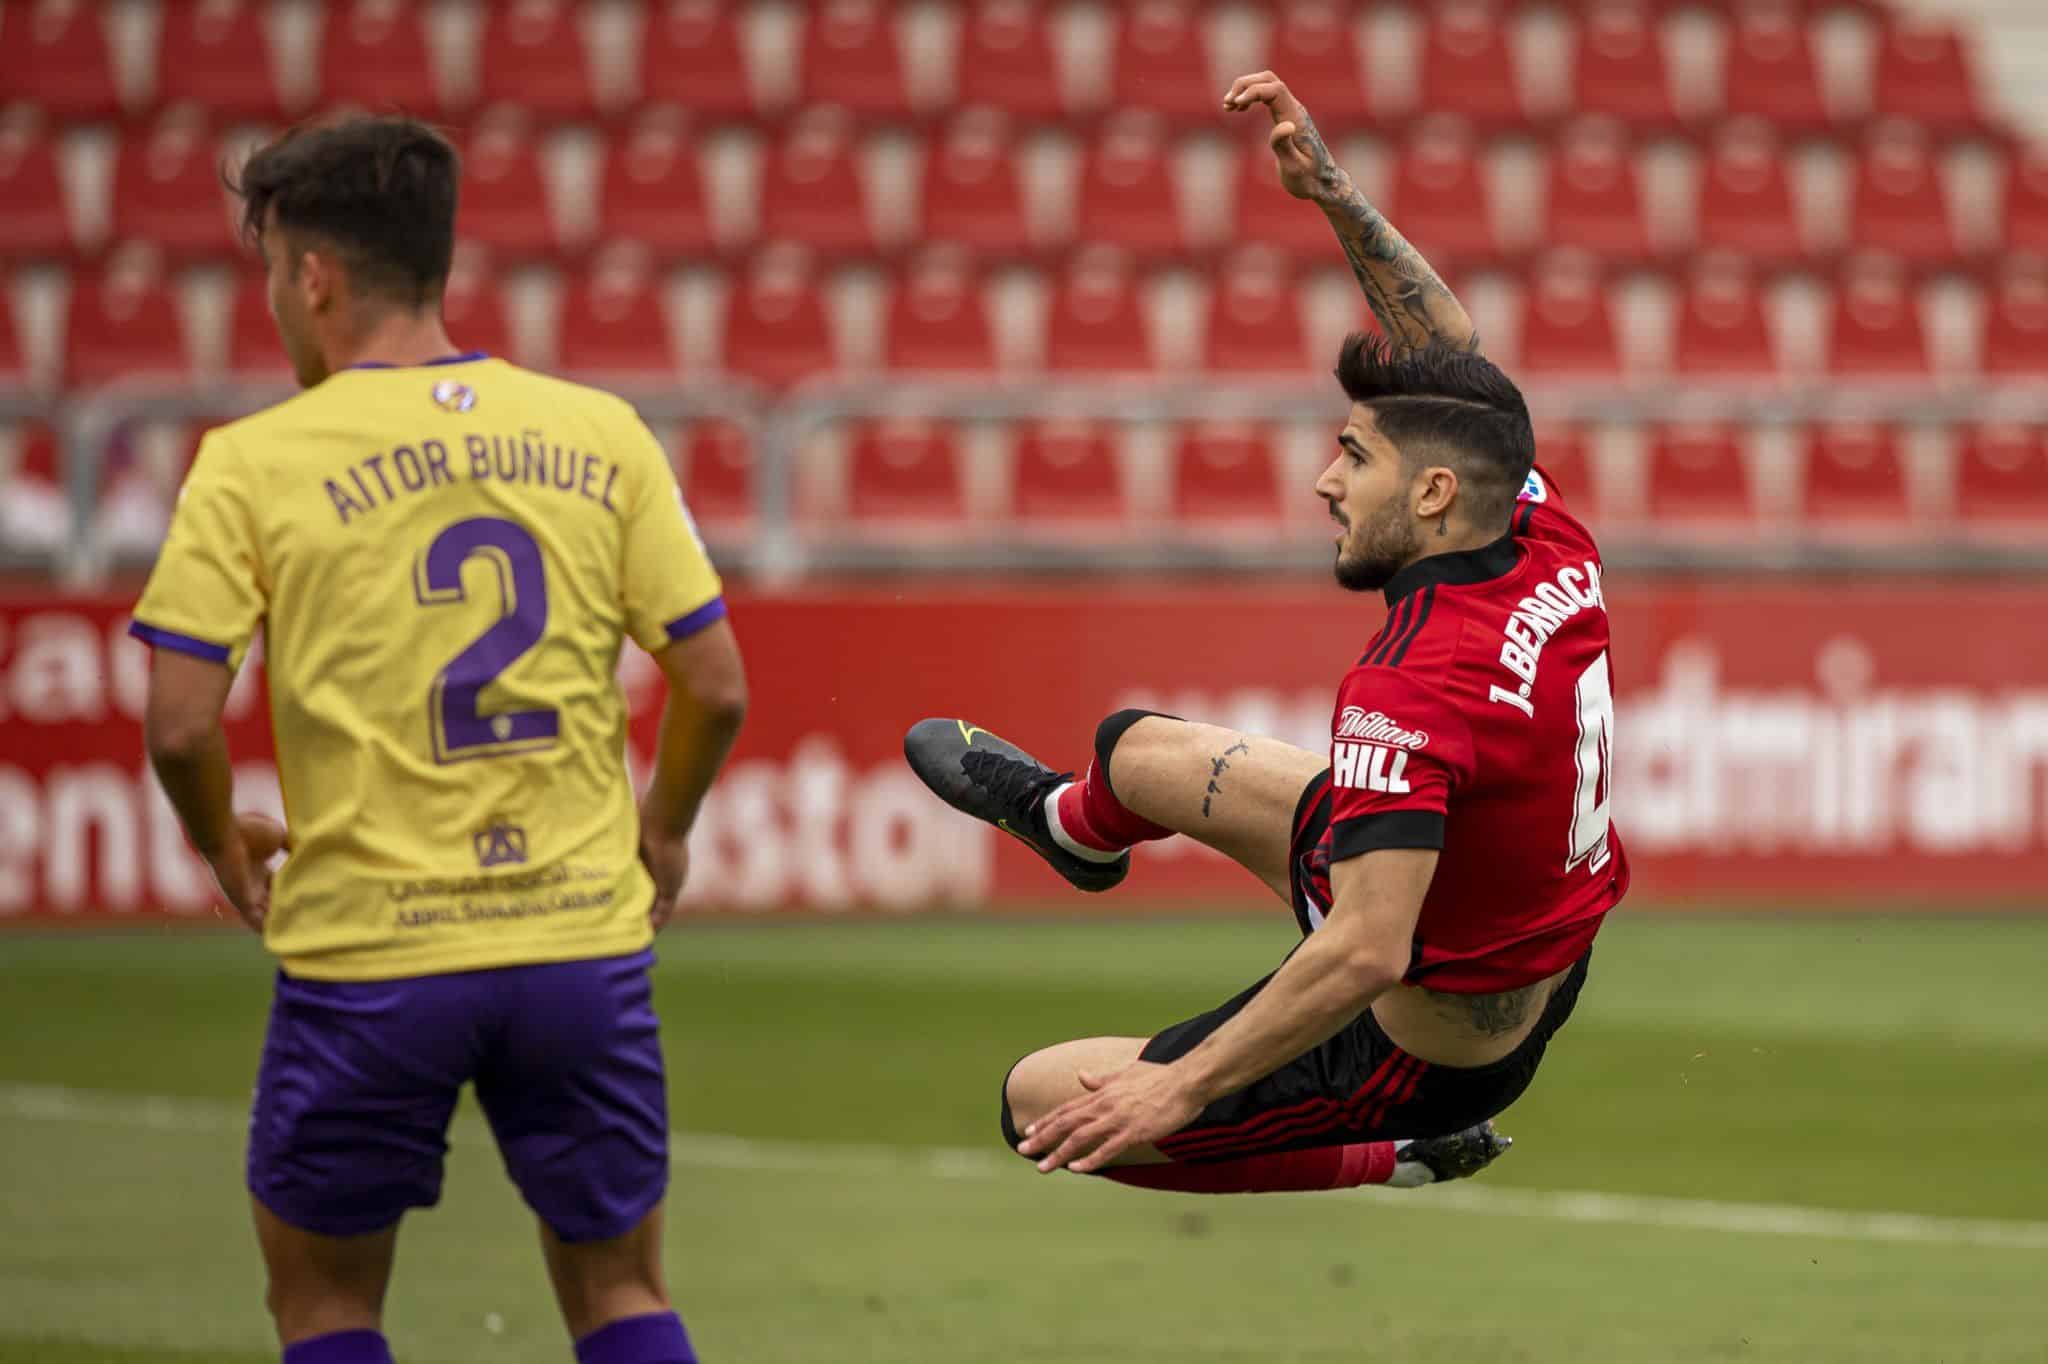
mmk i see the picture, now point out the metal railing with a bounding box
[11,373,2048,586]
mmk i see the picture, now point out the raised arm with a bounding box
[1225,72,1479,356]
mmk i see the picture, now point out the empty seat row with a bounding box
[12,243,2048,388]
[0,0,1996,135]
[9,103,2044,269]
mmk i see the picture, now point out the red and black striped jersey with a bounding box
[1304,464,1629,993]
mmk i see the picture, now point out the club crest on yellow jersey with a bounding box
[432,379,477,413]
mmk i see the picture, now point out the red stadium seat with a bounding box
[722,243,839,387]
[885,245,994,373]
[1391,118,1499,270]
[758,106,874,257]
[1572,0,1677,130]
[1673,251,1775,376]
[0,423,67,557]
[1266,2,1372,129]
[1420,0,1526,133]
[0,110,74,260]
[1848,120,1957,266]
[1075,114,1184,258]
[459,106,560,260]
[1826,252,1927,376]
[319,0,442,117]
[1803,423,1909,523]
[1204,246,1306,374]
[1721,0,1830,134]
[800,0,913,121]
[557,242,678,377]
[677,420,756,530]
[640,1,756,120]
[1954,424,2048,522]
[1545,118,1651,263]
[1518,250,1621,377]
[1982,257,2048,377]
[1999,146,2048,257]
[227,271,290,379]
[1695,118,1804,265]
[1172,423,1283,523]
[1110,0,1215,124]
[0,276,24,381]
[1644,423,1756,525]
[64,244,190,386]
[1531,424,1598,521]
[1044,247,1152,374]
[1011,421,1126,523]
[111,105,239,262]
[600,106,714,260]
[477,0,597,120]
[154,0,285,122]
[442,245,516,360]
[846,420,966,522]
[920,108,1032,257]
[1870,17,1983,134]
[954,0,1064,121]
[0,0,119,120]
[1234,136,1338,262]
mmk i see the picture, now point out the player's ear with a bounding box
[1414,465,1459,520]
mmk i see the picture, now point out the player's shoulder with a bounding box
[492,361,651,429]
[1512,464,1601,555]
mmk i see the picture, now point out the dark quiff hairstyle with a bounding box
[1334,335,1537,529]
[227,116,459,309]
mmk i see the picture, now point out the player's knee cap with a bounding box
[1094,708,1179,781]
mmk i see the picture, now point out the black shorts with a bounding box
[1138,771,1591,1162]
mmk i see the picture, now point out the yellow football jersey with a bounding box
[130,355,725,981]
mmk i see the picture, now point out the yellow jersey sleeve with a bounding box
[616,411,725,651]
[129,429,267,669]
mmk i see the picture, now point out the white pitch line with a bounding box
[6,1083,2047,1252]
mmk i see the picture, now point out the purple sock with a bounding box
[282,1329,393,1364]
[574,1311,695,1364]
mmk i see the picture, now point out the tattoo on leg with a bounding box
[1201,740,1252,818]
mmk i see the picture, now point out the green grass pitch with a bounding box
[4,911,2047,1363]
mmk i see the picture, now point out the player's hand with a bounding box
[1016,1060,1205,1175]
[1223,71,1338,203]
[638,819,690,931]
[208,811,289,932]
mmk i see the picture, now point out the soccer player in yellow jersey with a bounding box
[130,118,744,1364]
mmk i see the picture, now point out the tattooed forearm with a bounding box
[1289,111,1480,357]
[1427,982,1539,1037]
[1201,739,1252,818]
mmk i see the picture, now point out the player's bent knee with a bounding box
[1001,1037,1151,1152]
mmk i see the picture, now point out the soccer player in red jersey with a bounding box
[905,72,1628,1193]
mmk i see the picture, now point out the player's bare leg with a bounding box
[1092,713,1327,898]
[539,1203,677,1344]
[904,709,1323,901]
[251,1200,396,1352]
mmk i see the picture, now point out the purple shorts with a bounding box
[248,950,667,1243]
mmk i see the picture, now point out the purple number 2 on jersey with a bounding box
[414,517,560,762]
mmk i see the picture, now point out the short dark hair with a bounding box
[228,116,459,308]
[1334,334,1536,528]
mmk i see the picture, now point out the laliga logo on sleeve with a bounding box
[431,379,477,413]
[1335,707,1429,750]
